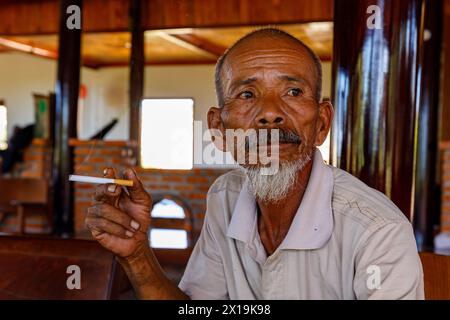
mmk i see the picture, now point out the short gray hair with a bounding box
[214,27,323,107]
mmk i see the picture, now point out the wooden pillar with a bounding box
[129,0,144,143]
[442,1,450,142]
[331,0,440,239]
[413,0,442,249]
[52,0,82,236]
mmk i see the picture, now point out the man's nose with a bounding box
[255,99,285,127]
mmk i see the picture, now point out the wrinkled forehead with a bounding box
[222,36,318,89]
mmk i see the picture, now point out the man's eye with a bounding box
[238,91,254,99]
[287,88,303,97]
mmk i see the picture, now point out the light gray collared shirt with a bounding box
[179,149,424,299]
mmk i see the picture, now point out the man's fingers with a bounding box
[91,229,102,237]
[103,167,117,179]
[122,168,152,206]
[93,167,122,205]
[87,204,140,232]
[85,216,134,239]
[94,183,121,203]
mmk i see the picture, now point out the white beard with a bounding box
[242,152,312,204]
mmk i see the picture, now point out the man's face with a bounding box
[208,36,333,167]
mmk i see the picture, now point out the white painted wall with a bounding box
[0,52,332,142]
[0,53,57,136]
[80,67,129,139]
[79,64,218,140]
[322,62,332,100]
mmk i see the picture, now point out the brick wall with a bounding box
[11,138,52,179]
[1,139,229,236]
[72,140,137,234]
[441,145,450,234]
[72,140,229,238]
[135,167,227,235]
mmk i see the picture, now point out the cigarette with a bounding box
[69,174,133,187]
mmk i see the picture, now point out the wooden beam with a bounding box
[52,0,82,236]
[0,0,334,35]
[0,37,56,58]
[0,0,130,35]
[0,37,100,68]
[0,0,60,35]
[167,33,227,57]
[144,0,334,30]
[156,32,215,58]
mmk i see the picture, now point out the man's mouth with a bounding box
[258,141,300,154]
[244,129,302,152]
[278,130,301,145]
[278,141,300,147]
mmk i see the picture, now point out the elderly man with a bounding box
[85,28,424,300]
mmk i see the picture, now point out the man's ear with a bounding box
[207,107,227,152]
[314,100,334,146]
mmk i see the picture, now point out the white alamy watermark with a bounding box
[367,5,382,30]
[66,5,81,30]
[193,121,288,175]
[66,264,81,290]
[366,265,381,290]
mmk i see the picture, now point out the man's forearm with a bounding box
[117,244,190,300]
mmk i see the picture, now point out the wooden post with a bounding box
[129,0,144,143]
[412,0,442,249]
[52,0,82,236]
[331,0,439,231]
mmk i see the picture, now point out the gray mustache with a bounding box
[278,130,301,144]
[245,129,301,149]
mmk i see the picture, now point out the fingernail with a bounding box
[125,230,134,238]
[130,220,140,231]
[107,184,117,193]
[125,168,134,179]
[103,168,108,176]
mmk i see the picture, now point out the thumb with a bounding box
[122,168,152,206]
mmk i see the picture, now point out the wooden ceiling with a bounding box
[0,0,334,67]
[0,22,333,68]
[0,0,334,35]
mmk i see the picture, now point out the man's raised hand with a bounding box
[85,167,153,258]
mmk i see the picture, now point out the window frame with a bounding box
[149,194,194,249]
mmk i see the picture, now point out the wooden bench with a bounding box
[0,178,52,234]
[420,252,450,300]
[4,235,448,300]
[0,236,130,299]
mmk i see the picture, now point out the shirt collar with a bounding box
[226,148,334,250]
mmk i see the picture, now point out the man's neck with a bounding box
[256,156,314,256]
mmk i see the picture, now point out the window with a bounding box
[317,97,331,164]
[149,197,191,249]
[140,98,194,169]
[318,132,330,164]
[150,229,188,249]
[0,101,7,150]
[151,198,186,219]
